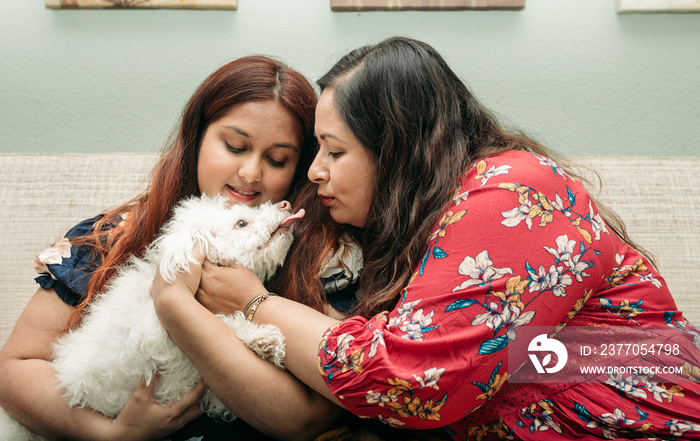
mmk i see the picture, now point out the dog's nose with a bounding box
[277,201,291,211]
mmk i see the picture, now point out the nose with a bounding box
[308,155,329,184]
[238,157,261,183]
[276,201,291,211]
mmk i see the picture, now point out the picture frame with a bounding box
[45,0,237,9]
[330,0,525,11]
[617,0,700,13]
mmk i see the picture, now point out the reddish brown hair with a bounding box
[71,56,317,322]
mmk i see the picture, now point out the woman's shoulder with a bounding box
[34,216,105,268]
[462,149,579,193]
[34,215,107,306]
[65,215,105,239]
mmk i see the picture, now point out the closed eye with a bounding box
[226,143,246,154]
[266,156,285,167]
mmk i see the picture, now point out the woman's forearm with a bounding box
[1,288,201,441]
[0,354,117,440]
[251,296,342,404]
[154,290,343,440]
[0,289,119,440]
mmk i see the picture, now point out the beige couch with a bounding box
[1,153,699,350]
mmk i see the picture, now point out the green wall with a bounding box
[1,0,698,156]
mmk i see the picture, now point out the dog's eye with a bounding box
[235,220,248,228]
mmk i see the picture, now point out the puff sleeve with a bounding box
[34,216,104,306]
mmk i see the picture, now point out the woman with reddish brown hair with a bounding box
[0,56,341,440]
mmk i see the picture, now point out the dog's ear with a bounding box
[157,226,215,284]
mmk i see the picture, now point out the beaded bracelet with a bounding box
[243,292,278,321]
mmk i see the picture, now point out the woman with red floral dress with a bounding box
[315,148,700,440]
[152,37,700,440]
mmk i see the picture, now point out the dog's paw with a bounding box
[247,326,286,369]
[219,312,286,369]
[200,389,238,422]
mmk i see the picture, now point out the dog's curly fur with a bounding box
[0,195,301,439]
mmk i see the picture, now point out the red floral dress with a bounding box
[317,150,700,440]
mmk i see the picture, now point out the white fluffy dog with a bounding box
[0,195,304,440]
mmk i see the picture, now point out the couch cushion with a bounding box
[0,153,157,348]
[0,154,698,350]
[574,156,700,326]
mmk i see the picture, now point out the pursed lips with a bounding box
[318,193,334,206]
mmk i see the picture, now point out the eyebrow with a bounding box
[315,133,346,143]
[222,124,298,151]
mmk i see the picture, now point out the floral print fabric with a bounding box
[318,150,700,440]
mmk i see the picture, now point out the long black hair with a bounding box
[281,37,652,318]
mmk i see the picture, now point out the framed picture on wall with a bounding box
[45,0,236,9]
[331,0,524,11]
[617,0,700,13]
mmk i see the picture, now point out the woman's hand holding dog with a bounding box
[197,261,267,315]
[150,244,205,307]
[110,376,205,441]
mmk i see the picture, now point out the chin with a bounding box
[331,212,363,228]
